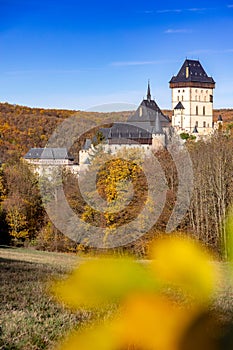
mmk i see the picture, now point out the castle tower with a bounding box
[169,59,215,134]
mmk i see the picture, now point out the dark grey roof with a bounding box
[128,101,170,126]
[83,139,92,150]
[24,148,74,160]
[170,59,215,84]
[100,123,152,144]
[217,115,223,122]
[174,102,185,110]
[98,83,169,145]
[193,125,198,133]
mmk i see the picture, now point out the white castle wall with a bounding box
[172,87,214,134]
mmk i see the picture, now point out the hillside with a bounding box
[0,103,131,162]
[0,102,233,162]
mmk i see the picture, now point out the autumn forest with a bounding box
[1,102,233,257]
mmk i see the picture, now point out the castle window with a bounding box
[203,106,205,115]
[196,106,198,115]
[201,90,203,93]
[177,96,179,101]
[195,89,198,93]
[182,89,185,93]
[206,90,208,94]
[196,121,198,127]
[178,90,180,93]
[203,121,206,128]
[210,95,213,102]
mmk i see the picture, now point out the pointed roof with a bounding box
[192,125,198,133]
[170,59,215,85]
[174,102,185,110]
[147,80,151,101]
[98,82,170,146]
[128,83,170,126]
[83,139,92,150]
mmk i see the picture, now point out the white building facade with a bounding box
[170,59,215,135]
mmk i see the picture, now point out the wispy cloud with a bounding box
[157,7,212,14]
[164,29,192,34]
[227,4,233,7]
[187,8,208,12]
[110,59,177,67]
[157,9,182,13]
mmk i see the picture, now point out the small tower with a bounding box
[214,114,223,130]
[170,59,215,135]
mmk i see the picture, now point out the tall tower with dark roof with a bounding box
[169,59,215,134]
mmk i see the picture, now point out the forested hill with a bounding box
[0,103,131,162]
[0,102,233,162]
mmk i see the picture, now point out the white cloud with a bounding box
[188,8,207,12]
[164,29,192,34]
[227,4,233,8]
[157,9,182,13]
[157,7,213,14]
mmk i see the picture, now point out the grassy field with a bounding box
[1,248,233,350]
[0,247,114,350]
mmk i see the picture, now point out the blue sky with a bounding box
[1,0,233,110]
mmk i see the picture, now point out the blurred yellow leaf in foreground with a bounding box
[52,236,221,350]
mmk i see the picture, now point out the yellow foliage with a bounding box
[116,294,196,350]
[6,208,29,239]
[51,236,221,350]
[150,236,218,302]
[51,258,158,309]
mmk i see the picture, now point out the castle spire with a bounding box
[147,80,151,102]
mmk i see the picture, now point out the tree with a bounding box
[3,161,44,244]
[184,134,233,254]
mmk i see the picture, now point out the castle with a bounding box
[24,58,219,174]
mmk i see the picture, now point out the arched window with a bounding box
[196,106,198,115]
[203,121,206,128]
[203,106,205,115]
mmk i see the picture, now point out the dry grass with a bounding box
[0,248,114,350]
[1,248,233,350]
